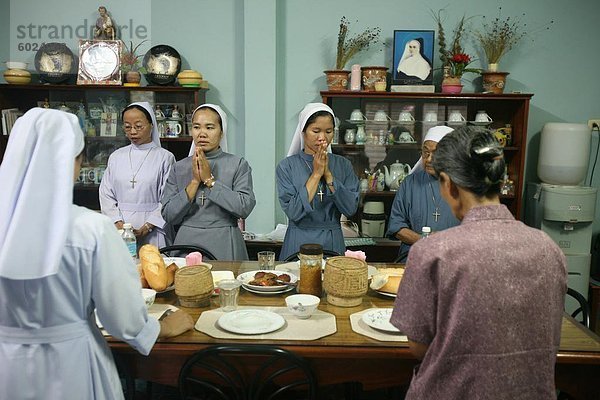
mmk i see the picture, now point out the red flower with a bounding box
[451,53,471,64]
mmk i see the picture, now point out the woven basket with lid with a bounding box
[323,256,368,307]
[174,264,214,307]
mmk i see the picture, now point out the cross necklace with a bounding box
[428,181,441,222]
[128,146,154,188]
[301,158,324,202]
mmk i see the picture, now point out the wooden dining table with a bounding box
[109,261,600,399]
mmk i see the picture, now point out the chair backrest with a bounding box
[566,287,590,328]
[283,250,340,262]
[159,244,217,261]
[178,345,318,400]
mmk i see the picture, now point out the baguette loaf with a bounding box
[139,244,169,291]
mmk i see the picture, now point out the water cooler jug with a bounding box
[525,122,596,314]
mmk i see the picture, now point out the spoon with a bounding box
[275,279,297,287]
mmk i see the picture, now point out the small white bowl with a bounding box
[285,294,320,319]
[5,61,28,70]
[142,288,157,308]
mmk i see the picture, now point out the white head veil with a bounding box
[409,125,454,174]
[188,103,228,156]
[397,39,431,81]
[287,103,336,156]
[125,101,161,147]
[0,108,84,279]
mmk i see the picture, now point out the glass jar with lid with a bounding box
[298,243,323,297]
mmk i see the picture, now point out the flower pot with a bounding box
[124,71,141,87]
[324,70,350,91]
[441,84,463,94]
[481,71,509,94]
[361,66,388,91]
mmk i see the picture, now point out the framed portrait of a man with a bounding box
[392,30,435,85]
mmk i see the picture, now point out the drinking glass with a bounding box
[257,251,276,270]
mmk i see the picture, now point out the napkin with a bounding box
[345,250,366,261]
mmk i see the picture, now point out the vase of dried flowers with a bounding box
[325,17,381,91]
[474,7,553,72]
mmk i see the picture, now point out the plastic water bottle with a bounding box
[122,223,137,259]
[421,226,431,238]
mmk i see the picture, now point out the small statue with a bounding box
[93,6,115,40]
[171,105,181,119]
[155,105,165,120]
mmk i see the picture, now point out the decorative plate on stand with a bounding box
[143,45,181,85]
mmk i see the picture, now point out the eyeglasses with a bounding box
[123,124,147,132]
[421,149,434,159]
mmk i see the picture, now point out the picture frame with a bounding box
[392,30,435,85]
[77,40,122,85]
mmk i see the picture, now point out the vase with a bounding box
[441,84,463,94]
[124,71,141,87]
[441,76,463,94]
[487,63,499,72]
[360,66,388,91]
[481,71,509,94]
[324,70,350,91]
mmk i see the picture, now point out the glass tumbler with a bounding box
[218,279,242,312]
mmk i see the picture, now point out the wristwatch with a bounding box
[204,175,216,188]
[144,223,153,232]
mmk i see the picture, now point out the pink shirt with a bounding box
[391,204,567,399]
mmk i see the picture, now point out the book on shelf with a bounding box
[390,85,435,93]
[2,108,23,135]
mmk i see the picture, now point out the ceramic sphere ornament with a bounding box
[143,44,181,85]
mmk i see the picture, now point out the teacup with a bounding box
[424,111,438,122]
[373,110,391,122]
[398,110,415,122]
[475,110,493,123]
[448,110,466,123]
[397,131,415,143]
[349,109,366,122]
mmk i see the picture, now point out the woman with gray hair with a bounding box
[391,126,567,399]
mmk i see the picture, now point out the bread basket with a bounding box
[174,264,214,307]
[323,256,368,307]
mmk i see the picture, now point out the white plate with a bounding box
[217,309,286,335]
[275,262,378,279]
[361,308,400,333]
[243,284,295,295]
[237,270,298,292]
[374,290,397,298]
[468,121,493,126]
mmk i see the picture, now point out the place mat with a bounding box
[195,306,336,340]
[98,303,179,336]
[350,309,407,342]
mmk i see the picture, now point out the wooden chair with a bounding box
[567,287,590,328]
[178,344,318,400]
[159,244,217,261]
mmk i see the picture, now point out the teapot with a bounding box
[384,160,412,191]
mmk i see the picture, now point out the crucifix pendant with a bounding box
[129,177,136,188]
[433,207,440,222]
[199,191,206,206]
[317,188,324,202]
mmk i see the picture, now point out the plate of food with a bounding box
[236,270,298,292]
[217,309,285,335]
[361,308,400,333]
[369,268,404,298]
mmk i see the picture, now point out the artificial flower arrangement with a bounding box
[334,16,381,70]
[120,40,147,74]
[432,10,481,83]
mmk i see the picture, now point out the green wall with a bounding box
[2,0,600,237]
